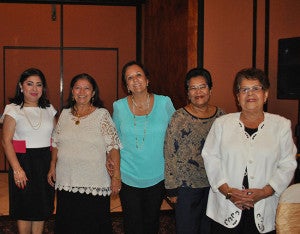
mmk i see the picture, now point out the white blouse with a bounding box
[52,108,121,196]
[2,103,56,148]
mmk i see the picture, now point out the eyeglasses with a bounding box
[188,84,208,92]
[239,85,263,94]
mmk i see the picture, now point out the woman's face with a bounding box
[187,76,211,108]
[72,78,95,106]
[237,78,268,113]
[20,75,43,105]
[125,64,149,94]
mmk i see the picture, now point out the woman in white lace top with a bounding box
[47,73,121,234]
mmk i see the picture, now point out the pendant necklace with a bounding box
[132,93,150,149]
[23,107,42,130]
[73,106,92,125]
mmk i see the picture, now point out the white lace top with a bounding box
[52,108,121,196]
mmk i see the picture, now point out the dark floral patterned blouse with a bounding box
[164,107,225,197]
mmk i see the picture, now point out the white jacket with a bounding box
[202,112,297,233]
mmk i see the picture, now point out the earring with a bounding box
[91,97,95,103]
[20,89,23,93]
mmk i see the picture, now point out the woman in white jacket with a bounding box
[202,68,297,234]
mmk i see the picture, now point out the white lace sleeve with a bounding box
[100,109,122,153]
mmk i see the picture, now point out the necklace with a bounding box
[132,93,150,149]
[72,106,93,125]
[23,107,42,130]
[131,93,150,110]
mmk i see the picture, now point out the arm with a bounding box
[107,148,121,196]
[103,108,122,195]
[47,147,57,187]
[268,119,297,195]
[48,116,58,187]
[164,112,179,202]
[2,115,28,189]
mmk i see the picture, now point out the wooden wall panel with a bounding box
[4,49,61,110]
[268,0,300,136]
[63,50,118,113]
[143,0,190,109]
[204,0,253,113]
[0,3,137,171]
[63,5,136,101]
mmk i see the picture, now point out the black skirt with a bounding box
[9,147,55,221]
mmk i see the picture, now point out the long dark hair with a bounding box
[9,68,50,108]
[64,73,104,109]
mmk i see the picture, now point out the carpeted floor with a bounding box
[0,210,176,234]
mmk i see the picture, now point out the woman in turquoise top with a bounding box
[113,61,175,234]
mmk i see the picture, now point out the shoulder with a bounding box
[172,108,186,118]
[3,103,20,116]
[113,97,127,108]
[46,104,57,116]
[216,112,239,121]
[216,107,226,116]
[154,94,172,103]
[96,107,110,115]
[264,112,291,126]
[59,108,70,118]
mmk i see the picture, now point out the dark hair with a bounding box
[121,60,150,87]
[64,73,104,109]
[233,68,270,94]
[184,68,213,91]
[9,68,50,108]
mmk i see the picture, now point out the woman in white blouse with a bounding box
[47,73,121,234]
[202,68,297,234]
[2,68,56,234]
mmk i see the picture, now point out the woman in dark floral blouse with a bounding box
[164,68,225,234]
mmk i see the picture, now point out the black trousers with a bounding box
[119,180,165,234]
[175,187,211,234]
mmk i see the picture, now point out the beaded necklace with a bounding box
[132,93,150,149]
[23,107,42,130]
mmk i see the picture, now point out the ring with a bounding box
[16,181,20,183]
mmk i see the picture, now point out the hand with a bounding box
[166,196,177,203]
[228,188,254,210]
[106,154,115,177]
[13,168,28,189]
[243,187,273,204]
[47,167,56,187]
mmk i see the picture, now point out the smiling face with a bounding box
[187,76,211,108]
[19,75,43,106]
[72,78,95,106]
[237,78,269,113]
[125,64,149,94]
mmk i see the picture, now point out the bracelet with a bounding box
[225,192,232,199]
[225,188,232,199]
[13,169,22,175]
[112,176,121,180]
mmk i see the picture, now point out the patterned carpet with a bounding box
[0,210,175,234]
